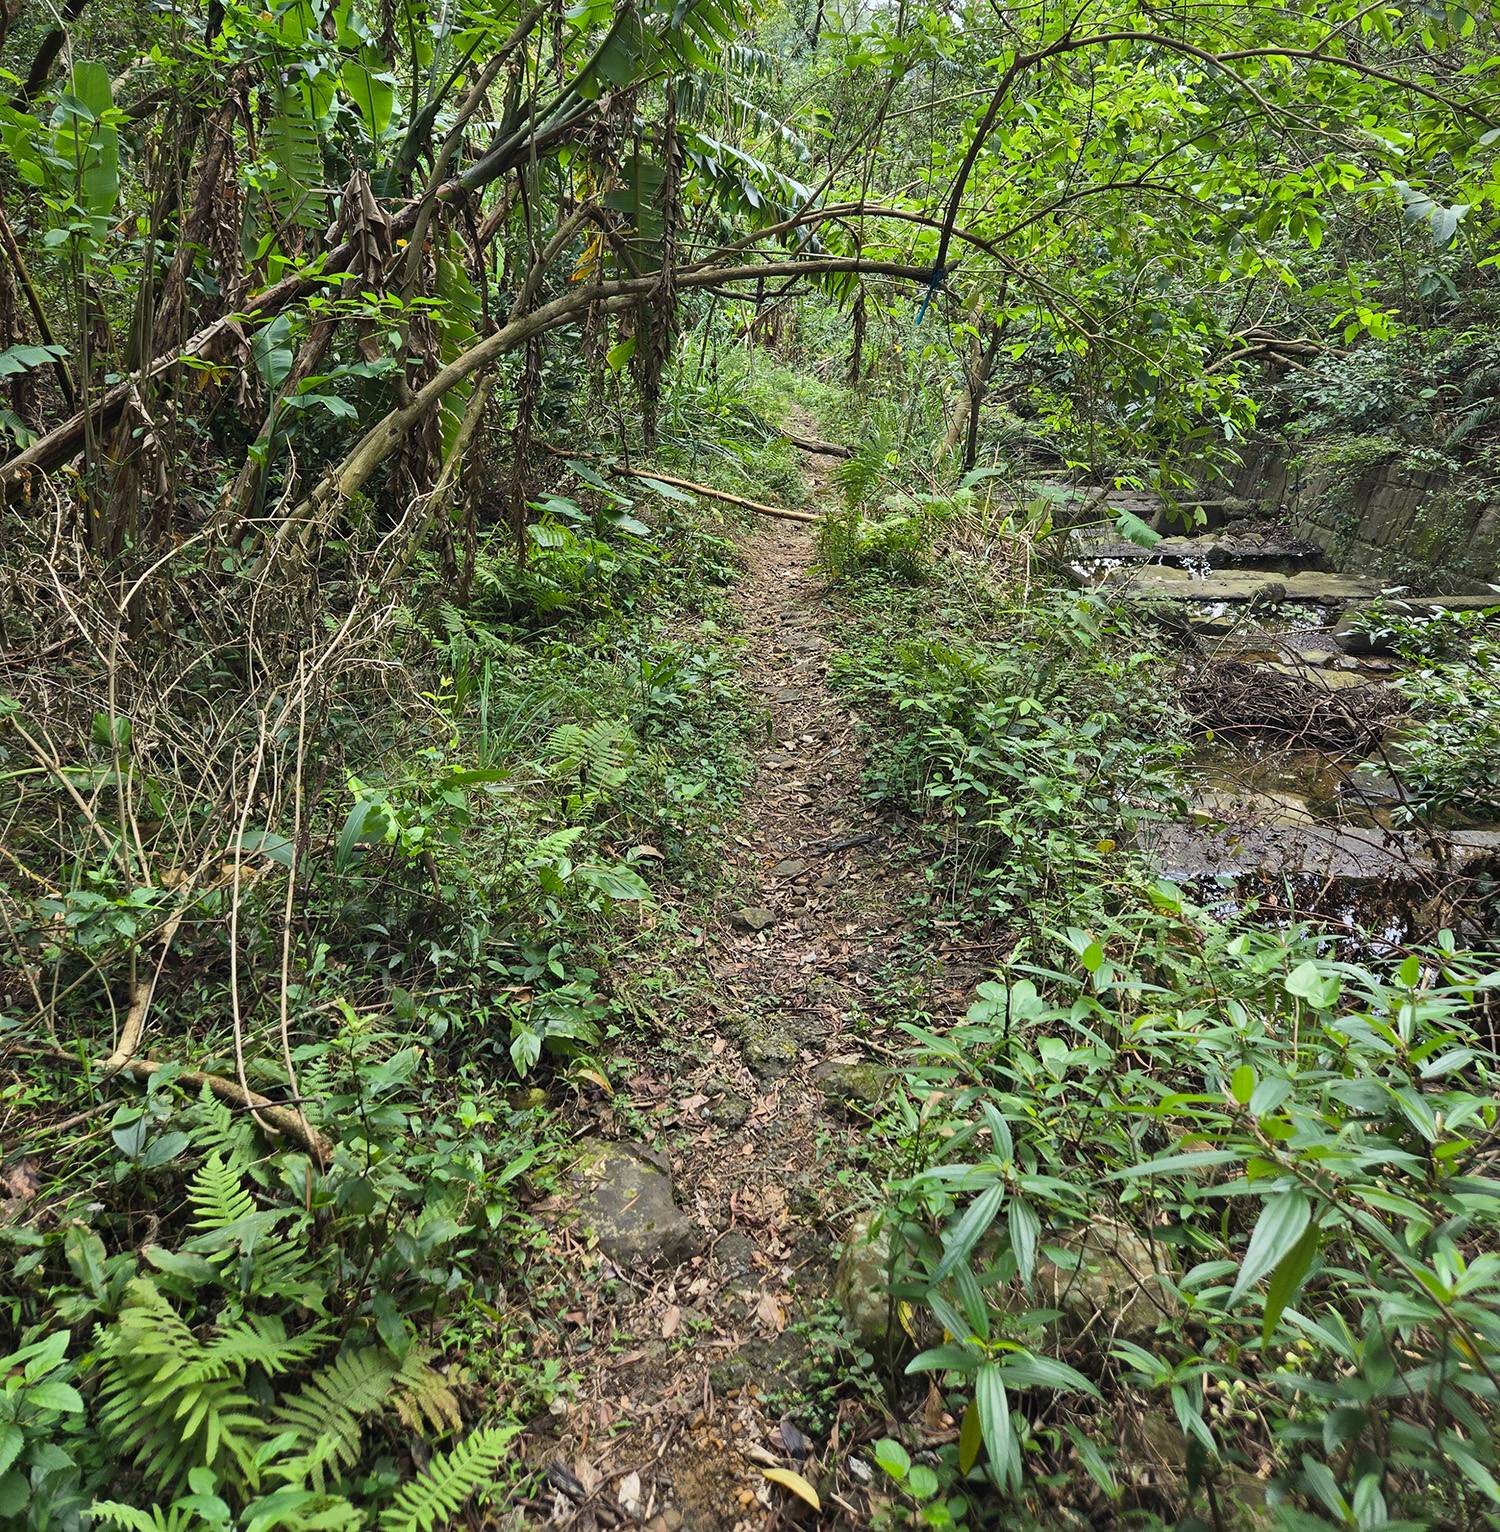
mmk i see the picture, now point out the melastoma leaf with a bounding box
[932,1183,1004,1283]
[1261,1222,1320,1345]
[975,1363,1018,1487]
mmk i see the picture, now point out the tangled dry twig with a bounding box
[1179,659,1406,755]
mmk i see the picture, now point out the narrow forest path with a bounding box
[542,430,971,1528]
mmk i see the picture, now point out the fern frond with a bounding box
[1446,395,1500,447]
[88,1503,197,1532]
[834,420,897,509]
[544,717,634,790]
[95,1281,264,1492]
[377,1426,519,1532]
[188,1150,256,1233]
[182,1151,327,1310]
[189,1081,257,1165]
[195,1312,329,1382]
[271,1344,400,1491]
[390,1347,463,1436]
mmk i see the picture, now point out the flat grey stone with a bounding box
[707,1092,749,1129]
[1144,819,1437,881]
[741,1022,800,1080]
[731,905,777,932]
[834,1213,898,1350]
[1109,568,1385,603]
[1030,1221,1181,1338]
[813,1058,886,1115]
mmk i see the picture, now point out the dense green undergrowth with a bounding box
[815,495,1500,1531]
[0,475,761,1526]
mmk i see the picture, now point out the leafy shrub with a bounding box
[817,505,938,584]
[878,899,1500,1528]
[1282,346,1415,439]
[828,587,1184,920]
[1386,631,1500,825]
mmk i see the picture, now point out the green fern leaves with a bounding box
[182,1150,329,1312]
[97,1277,472,1509]
[188,1151,259,1236]
[271,1346,403,1491]
[377,1426,518,1532]
[88,1504,197,1532]
[391,1347,464,1438]
[95,1280,267,1492]
[544,716,635,796]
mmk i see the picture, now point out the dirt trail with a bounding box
[540,434,966,1528]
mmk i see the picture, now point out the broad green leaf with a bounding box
[975,1363,1018,1487]
[932,1183,1004,1282]
[1110,1149,1241,1179]
[1230,1191,1312,1306]
[1448,1443,1500,1504]
[1262,1222,1320,1344]
[0,1427,21,1481]
[998,1352,1101,1399]
[906,1464,939,1498]
[1285,960,1339,1008]
[635,476,698,503]
[905,1342,979,1375]
[576,863,652,901]
[24,1381,83,1414]
[0,1468,26,1517]
[1065,1424,1119,1501]
[1008,1197,1040,1286]
[336,797,389,870]
[871,1438,909,1482]
[0,343,67,378]
[1114,508,1161,547]
[251,315,295,391]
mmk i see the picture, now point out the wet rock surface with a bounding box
[813,1057,886,1115]
[1108,567,1387,602]
[1031,1222,1182,1337]
[834,1213,897,1349]
[729,904,777,931]
[1146,817,1440,881]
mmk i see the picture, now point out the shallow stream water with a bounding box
[1070,514,1500,948]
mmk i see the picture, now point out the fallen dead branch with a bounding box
[610,465,819,524]
[33,1043,335,1163]
[779,432,853,459]
[540,444,821,524]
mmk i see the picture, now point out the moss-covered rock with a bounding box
[566,1139,702,1269]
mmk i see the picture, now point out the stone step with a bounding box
[1104,568,1386,603]
[1075,534,1318,567]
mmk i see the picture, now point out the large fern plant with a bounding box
[89,1146,504,1521]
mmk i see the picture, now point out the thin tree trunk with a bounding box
[962,321,1004,473]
